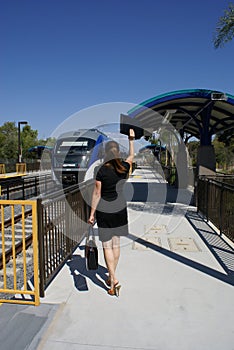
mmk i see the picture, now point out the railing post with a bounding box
[196,177,199,212]
[219,183,224,236]
[22,179,25,199]
[45,174,48,193]
[7,183,10,200]
[37,198,46,297]
[65,193,72,257]
[206,178,209,221]
[34,177,38,196]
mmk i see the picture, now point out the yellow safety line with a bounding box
[0,174,26,179]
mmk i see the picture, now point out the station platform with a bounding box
[0,170,49,180]
[0,172,27,180]
[0,166,234,350]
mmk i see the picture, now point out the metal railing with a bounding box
[197,175,234,243]
[0,200,40,305]
[37,180,94,297]
[0,173,54,200]
[0,178,94,302]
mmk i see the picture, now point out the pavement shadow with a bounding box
[127,201,192,217]
[124,181,194,206]
[186,210,234,277]
[128,232,234,287]
[66,254,108,292]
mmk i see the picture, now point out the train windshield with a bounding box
[54,137,97,168]
[56,138,95,155]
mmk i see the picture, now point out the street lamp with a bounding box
[18,121,28,163]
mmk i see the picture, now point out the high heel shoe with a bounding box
[107,284,121,297]
[105,279,119,287]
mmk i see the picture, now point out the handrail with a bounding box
[197,175,234,244]
[0,173,54,200]
[37,179,94,296]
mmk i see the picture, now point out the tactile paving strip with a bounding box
[145,225,168,235]
[132,236,161,250]
[168,237,200,252]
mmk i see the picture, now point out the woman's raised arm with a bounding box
[125,128,135,165]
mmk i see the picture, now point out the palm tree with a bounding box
[214,3,234,48]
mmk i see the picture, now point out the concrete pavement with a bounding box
[0,166,233,350]
[37,167,234,350]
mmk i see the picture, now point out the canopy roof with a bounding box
[139,144,166,153]
[28,145,53,152]
[128,89,234,140]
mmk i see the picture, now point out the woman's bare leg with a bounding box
[102,237,120,289]
[112,236,120,273]
[102,239,116,289]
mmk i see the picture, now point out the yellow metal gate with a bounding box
[0,200,40,306]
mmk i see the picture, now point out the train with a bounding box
[51,129,109,186]
[51,128,128,187]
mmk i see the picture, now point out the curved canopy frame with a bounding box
[128,89,234,145]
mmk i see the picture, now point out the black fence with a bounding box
[197,175,234,244]
[37,180,94,296]
[0,173,54,200]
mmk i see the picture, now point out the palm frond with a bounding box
[213,3,234,49]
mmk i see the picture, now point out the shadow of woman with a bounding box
[66,254,109,292]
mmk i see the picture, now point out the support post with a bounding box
[197,145,216,175]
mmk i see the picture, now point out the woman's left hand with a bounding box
[88,215,95,225]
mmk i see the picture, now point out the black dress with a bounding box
[95,161,130,242]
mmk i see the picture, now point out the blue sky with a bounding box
[1,0,233,139]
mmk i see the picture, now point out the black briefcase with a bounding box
[120,114,144,139]
[120,114,152,140]
[85,226,98,270]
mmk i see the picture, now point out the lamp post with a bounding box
[18,121,28,163]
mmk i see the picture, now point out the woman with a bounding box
[88,129,135,296]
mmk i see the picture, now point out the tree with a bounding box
[21,125,39,159]
[213,136,234,171]
[187,140,199,166]
[217,127,234,146]
[214,3,234,48]
[0,122,44,161]
[0,122,18,161]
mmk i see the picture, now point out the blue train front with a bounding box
[52,129,108,186]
